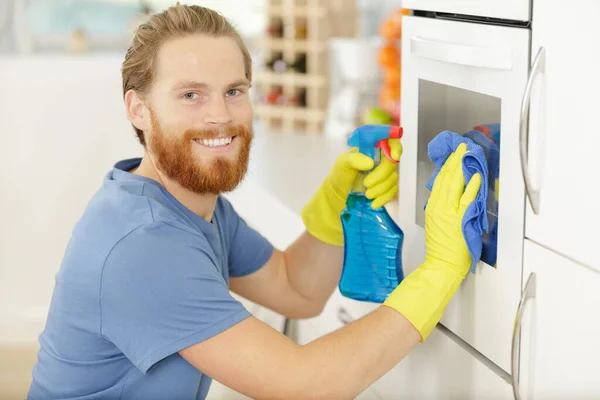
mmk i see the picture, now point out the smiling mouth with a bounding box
[193,136,235,148]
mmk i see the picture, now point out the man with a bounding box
[28,4,481,399]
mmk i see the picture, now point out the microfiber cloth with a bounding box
[463,129,499,267]
[426,130,489,274]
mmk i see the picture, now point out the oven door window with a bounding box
[416,80,501,267]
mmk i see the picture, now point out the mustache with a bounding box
[183,124,252,141]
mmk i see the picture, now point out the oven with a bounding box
[398,13,530,373]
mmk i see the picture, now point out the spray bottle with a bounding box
[339,124,405,303]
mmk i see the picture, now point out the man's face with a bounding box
[144,34,254,194]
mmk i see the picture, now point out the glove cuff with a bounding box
[301,182,347,247]
[382,259,463,341]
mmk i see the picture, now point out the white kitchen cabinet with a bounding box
[399,15,530,372]
[516,240,600,399]
[522,0,600,273]
[402,0,530,22]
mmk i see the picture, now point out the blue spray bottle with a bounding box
[339,124,405,303]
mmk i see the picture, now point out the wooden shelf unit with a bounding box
[256,0,357,133]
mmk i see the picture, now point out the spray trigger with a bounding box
[376,139,399,164]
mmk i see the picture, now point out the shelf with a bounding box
[262,0,356,133]
[266,6,328,18]
[255,71,327,87]
[261,38,326,53]
[254,104,326,121]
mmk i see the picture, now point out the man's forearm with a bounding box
[295,306,421,399]
[181,302,421,400]
[283,230,345,309]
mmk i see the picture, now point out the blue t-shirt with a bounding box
[28,158,274,400]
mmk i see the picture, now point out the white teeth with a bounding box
[197,137,233,148]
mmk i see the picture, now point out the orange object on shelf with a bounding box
[379,8,409,41]
[384,66,401,86]
[380,19,402,41]
[378,44,400,67]
[374,8,408,119]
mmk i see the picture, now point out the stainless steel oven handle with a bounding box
[519,47,545,215]
[511,272,537,400]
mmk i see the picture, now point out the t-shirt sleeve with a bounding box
[222,199,274,278]
[100,222,251,374]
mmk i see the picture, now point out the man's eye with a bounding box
[184,92,199,100]
[226,89,240,97]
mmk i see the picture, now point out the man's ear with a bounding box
[124,90,150,132]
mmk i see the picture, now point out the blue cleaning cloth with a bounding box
[426,130,489,273]
[463,129,500,267]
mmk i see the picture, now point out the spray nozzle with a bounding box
[347,124,403,164]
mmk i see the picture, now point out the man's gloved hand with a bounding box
[383,143,482,341]
[301,139,402,246]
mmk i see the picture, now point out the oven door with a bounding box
[398,15,529,372]
[402,0,530,22]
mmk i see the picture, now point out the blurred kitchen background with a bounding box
[0,1,405,398]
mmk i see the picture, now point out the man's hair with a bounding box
[121,3,252,145]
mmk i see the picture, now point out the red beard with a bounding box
[149,110,253,195]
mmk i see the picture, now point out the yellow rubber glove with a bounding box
[383,143,482,341]
[301,139,403,246]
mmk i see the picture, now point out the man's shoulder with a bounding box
[68,179,203,267]
[91,176,200,235]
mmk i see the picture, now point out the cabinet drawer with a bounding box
[523,0,600,273]
[518,240,600,399]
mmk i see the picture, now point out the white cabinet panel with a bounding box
[399,15,529,372]
[518,240,600,399]
[402,0,530,22]
[524,0,600,273]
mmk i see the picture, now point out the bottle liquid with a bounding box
[339,124,405,303]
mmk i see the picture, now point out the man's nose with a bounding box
[203,96,233,126]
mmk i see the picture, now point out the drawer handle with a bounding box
[511,272,536,400]
[410,37,513,70]
[519,47,545,215]
[337,307,354,326]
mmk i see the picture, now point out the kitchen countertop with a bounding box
[241,122,349,215]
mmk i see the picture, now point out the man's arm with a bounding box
[230,230,343,319]
[180,306,420,400]
[186,144,481,399]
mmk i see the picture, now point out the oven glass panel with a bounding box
[416,79,501,267]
